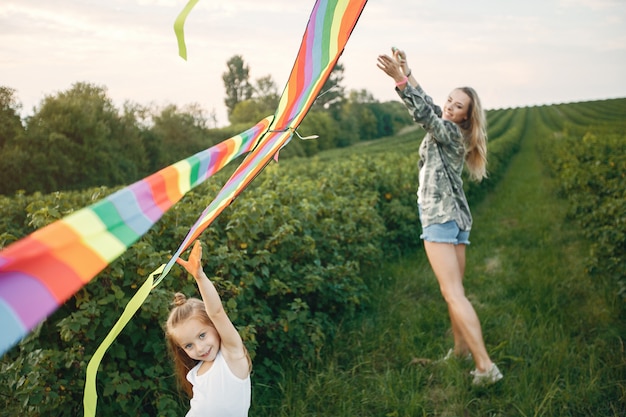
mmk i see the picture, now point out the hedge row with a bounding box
[538,109,626,298]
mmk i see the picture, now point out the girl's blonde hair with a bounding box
[458,86,488,182]
[164,292,251,398]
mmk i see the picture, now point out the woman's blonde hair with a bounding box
[164,292,251,398]
[458,86,488,182]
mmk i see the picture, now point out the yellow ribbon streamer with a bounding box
[83,264,165,417]
[173,0,200,60]
[84,0,201,406]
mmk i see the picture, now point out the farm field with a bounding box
[252,99,626,416]
[1,98,625,416]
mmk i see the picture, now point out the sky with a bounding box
[1,0,625,127]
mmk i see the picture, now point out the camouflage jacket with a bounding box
[396,84,472,231]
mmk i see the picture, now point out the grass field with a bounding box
[1,100,624,416]
[250,108,626,416]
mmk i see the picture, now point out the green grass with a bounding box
[250,117,626,416]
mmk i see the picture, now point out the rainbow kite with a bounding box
[0,117,271,356]
[161,0,369,278]
[1,1,368,413]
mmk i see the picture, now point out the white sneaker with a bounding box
[470,363,503,386]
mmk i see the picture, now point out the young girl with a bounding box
[165,240,251,416]
[377,48,502,385]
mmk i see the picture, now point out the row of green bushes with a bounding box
[482,106,517,140]
[0,104,527,415]
[465,107,527,202]
[537,99,626,297]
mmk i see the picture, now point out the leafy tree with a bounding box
[150,103,210,167]
[120,102,156,175]
[229,99,269,125]
[0,86,24,149]
[298,110,340,154]
[369,100,413,138]
[223,55,254,119]
[0,145,34,195]
[334,89,413,146]
[23,82,147,191]
[229,75,279,125]
[255,75,279,105]
[206,108,219,129]
[140,126,164,174]
[253,75,280,115]
[12,84,100,191]
[0,87,28,195]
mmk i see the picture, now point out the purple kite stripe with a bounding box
[127,179,166,223]
[107,188,155,236]
[0,271,58,330]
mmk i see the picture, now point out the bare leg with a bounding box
[449,244,469,356]
[424,241,492,372]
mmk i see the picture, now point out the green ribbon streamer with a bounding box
[173,0,200,60]
[83,264,165,417]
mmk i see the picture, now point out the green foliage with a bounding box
[0,94,528,412]
[311,98,412,153]
[537,99,626,297]
[0,149,422,415]
[1,97,623,416]
[150,103,211,165]
[229,100,272,126]
[294,110,341,156]
[0,82,149,194]
[229,74,279,126]
[0,80,413,196]
[250,97,626,417]
[223,55,254,118]
[0,86,24,149]
[464,106,527,203]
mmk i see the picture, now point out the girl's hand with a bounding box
[176,240,204,280]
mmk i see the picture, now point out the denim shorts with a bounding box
[420,220,471,245]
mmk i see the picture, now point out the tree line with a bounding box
[0,56,413,195]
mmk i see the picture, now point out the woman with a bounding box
[377,48,502,385]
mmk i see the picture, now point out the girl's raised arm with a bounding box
[176,241,247,366]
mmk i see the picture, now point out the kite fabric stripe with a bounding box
[0,116,272,356]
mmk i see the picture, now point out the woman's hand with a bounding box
[392,47,411,75]
[376,54,406,83]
